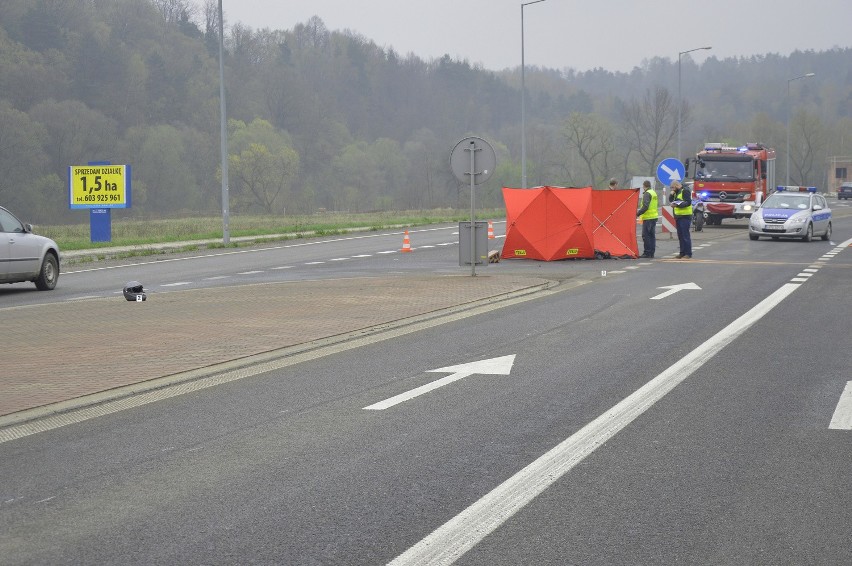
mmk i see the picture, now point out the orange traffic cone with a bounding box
[400,230,413,252]
[487,220,495,239]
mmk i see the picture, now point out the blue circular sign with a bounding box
[656,158,685,186]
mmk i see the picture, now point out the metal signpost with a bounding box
[450,136,496,276]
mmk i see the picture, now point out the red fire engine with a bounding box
[687,142,777,225]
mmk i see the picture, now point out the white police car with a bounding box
[749,186,832,242]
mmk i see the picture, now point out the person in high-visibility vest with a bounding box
[669,181,693,259]
[636,180,658,258]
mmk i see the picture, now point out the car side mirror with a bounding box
[813,205,823,211]
[24,223,33,233]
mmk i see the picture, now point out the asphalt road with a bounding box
[1,204,851,565]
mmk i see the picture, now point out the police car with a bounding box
[748,186,832,241]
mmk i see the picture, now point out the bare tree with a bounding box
[789,109,826,186]
[620,87,685,176]
[562,112,615,188]
[152,0,196,24]
[201,0,219,37]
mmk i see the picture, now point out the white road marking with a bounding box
[378,251,397,254]
[388,283,801,566]
[305,261,325,265]
[329,258,349,261]
[352,254,372,258]
[237,270,264,275]
[796,273,814,277]
[204,275,230,280]
[829,381,852,430]
[363,356,516,411]
[61,227,463,275]
[791,278,808,282]
[651,282,701,300]
[66,296,101,301]
[802,269,818,273]
[271,266,293,270]
[419,245,436,249]
[161,282,192,287]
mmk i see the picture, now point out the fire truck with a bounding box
[686,142,776,225]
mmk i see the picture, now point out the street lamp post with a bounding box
[521,0,546,188]
[677,46,711,164]
[786,72,815,186]
[217,0,230,244]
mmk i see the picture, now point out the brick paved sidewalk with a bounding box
[1,274,551,421]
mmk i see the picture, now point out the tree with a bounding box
[29,100,118,179]
[0,102,51,217]
[120,124,202,214]
[789,109,826,186]
[227,119,300,213]
[563,112,616,188]
[620,87,681,176]
[229,143,299,214]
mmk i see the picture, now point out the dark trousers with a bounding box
[675,215,692,256]
[641,218,657,257]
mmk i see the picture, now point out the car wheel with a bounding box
[821,222,832,241]
[802,223,813,242]
[749,233,759,240]
[35,253,59,291]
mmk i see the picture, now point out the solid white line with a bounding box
[829,381,852,430]
[363,372,473,411]
[388,283,801,566]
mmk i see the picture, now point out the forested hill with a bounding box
[1,0,850,224]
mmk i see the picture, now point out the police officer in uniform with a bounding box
[669,181,693,259]
[636,180,658,258]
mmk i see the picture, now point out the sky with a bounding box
[223,0,851,73]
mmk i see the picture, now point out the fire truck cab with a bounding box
[688,142,776,225]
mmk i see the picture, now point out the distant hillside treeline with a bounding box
[0,0,850,224]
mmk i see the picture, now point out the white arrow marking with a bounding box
[650,282,702,300]
[363,355,516,411]
[661,163,683,182]
[829,381,852,430]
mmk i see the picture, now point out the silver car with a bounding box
[0,206,60,290]
[748,187,832,242]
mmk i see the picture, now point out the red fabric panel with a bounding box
[501,186,597,260]
[590,189,640,257]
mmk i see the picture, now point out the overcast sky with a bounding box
[223,0,851,72]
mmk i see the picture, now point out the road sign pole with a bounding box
[469,141,477,276]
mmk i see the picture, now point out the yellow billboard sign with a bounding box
[68,164,130,209]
